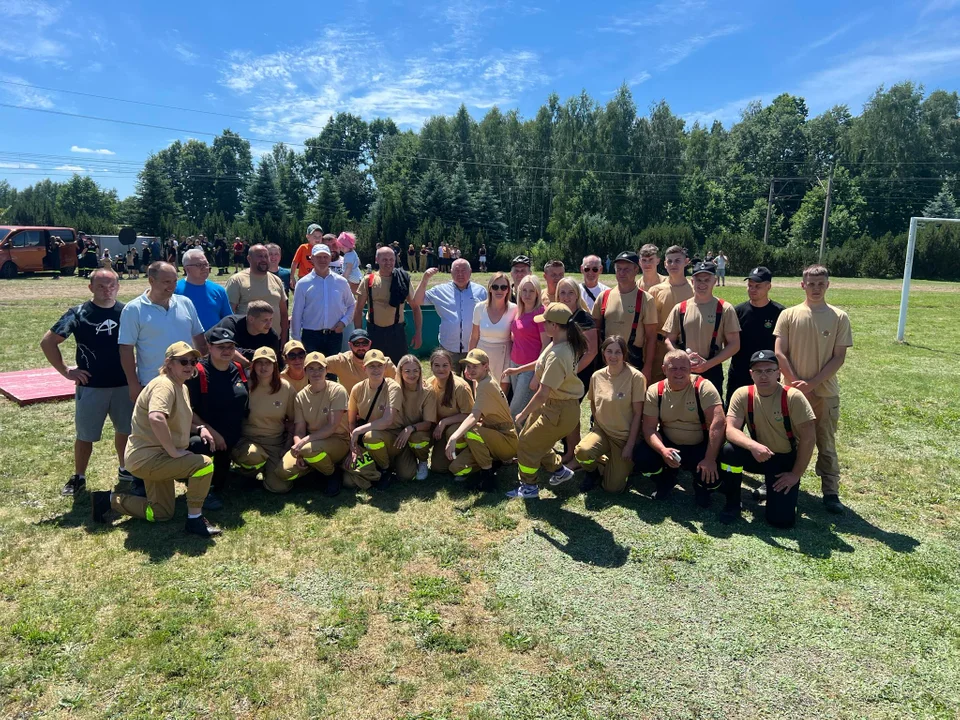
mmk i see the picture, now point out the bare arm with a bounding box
[516,382,551,425]
[413,267,439,306]
[469,323,480,352]
[192,333,208,356]
[804,346,848,393]
[119,345,142,401]
[577,328,598,373]
[775,335,798,385]
[307,409,344,442]
[279,296,290,345]
[773,420,816,493]
[642,323,657,382]
[41,331,89,384]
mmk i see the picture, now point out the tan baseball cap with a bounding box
[460,348,490,365]
[362,349,387,367]
[534,302,573,325]
[165,341,201,360]
[283,339,305,356]
[252,346,277,364]
[304,352,328,368]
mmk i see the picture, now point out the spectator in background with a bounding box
[265,243,291,301]
[542,259,565,306]
[605,254,612,273]
[140,241,151,273]
[419,244,428,272]
[578,254,609,312]
[478,244,488,272]
[407,243,416,271]
[214,237,229,276]
[119,262,207,401]
[338,232,362,293]
[176,248,232,332]
[291,223,323,289]
[127,247,140,280]
[226,244,289,343]
[232,237,245,273]
[413,260,487,367]
[715,250,728,286]
[324,233,345,276]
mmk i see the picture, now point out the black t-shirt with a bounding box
[208,314,282,365]
[186,358,249,445]
[50,301,127,388]
[571,308,595,331]
[729,300,786,378]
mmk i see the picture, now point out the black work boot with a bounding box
[185,515,222,537]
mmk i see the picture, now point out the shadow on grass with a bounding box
[902,341,960,357]
[526,497,629,567]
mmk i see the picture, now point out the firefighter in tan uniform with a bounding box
[279,352,350,496]
[507,303,587,499]
[91,342,220,537]
[280,340,309,393]
[592,250,658,380]
[393,354,438,482]
[633,350,738,522]
[719,350,817,527]
[446,349,520,492]
[638,244,667,292]
[427,348,475,474]
[662,261,741,398]
[648,245,694,380]
[774,264,852,514]
[571,335,646,493]
[344,349,404,490]
[324,328,397,395]
[233,347,296,489]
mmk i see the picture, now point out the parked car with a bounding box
[0,226,79,278]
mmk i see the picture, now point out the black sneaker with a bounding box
[752,483,767,503]
[652,482,673,502]
[323,470,342,497]
[117,468,137,484]
[823,494,845,515]
[202,491,224,511]
[184,515,222,537]
[62,474,85,496]
[579,472,598,493]
[694,488,711,508]
[376,469,395,491]
[128,478,147,498]
[90,491,112,523]
[478,468,496,493]
[719,506,741,525]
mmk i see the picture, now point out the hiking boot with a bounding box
[477,468,496,493]
[62,474,85,496]
[324,470,342,497]
[823,494,845,515]
[90,491,112,523]
[752,483,767,503]
[376,469,395,491]
[547,465,574,486]
[719,505,741,525]
[117,468,137,484]
[652,481,674,502]
[185,515,222,538]
[202,492,224,511]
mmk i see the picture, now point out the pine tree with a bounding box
[312,176,348,232]
[135,157,180,236]
[245,161,285,223]
[923,183,959,219]
[447,163,475,228]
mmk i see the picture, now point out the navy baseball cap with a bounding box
[208,327,236,345]
[614,251,640,266]
[745,266,773,282]
[691,261,717,276]
[348,328,370,343]
[749,350,779,366]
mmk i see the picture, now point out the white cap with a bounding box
[311,244,331,257]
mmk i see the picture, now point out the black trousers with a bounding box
[188,437,233,493]
[633,439,739,509]
[301,328,343,358]
[719,443,799,528]
[368,323,407,364]
[725,369,750,408]
[696,364,724,403]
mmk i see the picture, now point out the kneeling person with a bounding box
[634,350,737,521]
[91,343,220,537]
[344,350,404,490]
[446,349,519,492]
[279,352,350,496]
[719,351,816,528]
[393,354,438,482]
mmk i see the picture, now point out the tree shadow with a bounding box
[525,496,629,568]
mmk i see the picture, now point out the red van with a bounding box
[0,226,79,278]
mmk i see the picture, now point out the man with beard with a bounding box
[324,329,397,395]
[225,243,289,343]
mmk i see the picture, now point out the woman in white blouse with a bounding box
[469,272,517,385]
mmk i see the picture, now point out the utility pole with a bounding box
[818,165,835,264]
[762,179,775,244]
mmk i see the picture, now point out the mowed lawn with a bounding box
[0,272,958,720]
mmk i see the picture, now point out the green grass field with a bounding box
[1,272,958,719]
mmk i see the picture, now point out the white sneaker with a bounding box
[548,465,575,486]
[416,461,429,481]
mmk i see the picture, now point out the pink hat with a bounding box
[337,231,356,250]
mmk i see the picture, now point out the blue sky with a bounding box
[2,0,960,198]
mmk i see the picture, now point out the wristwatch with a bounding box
[195,425,206,434]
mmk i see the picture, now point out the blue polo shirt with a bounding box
[424,281,487,354]
[119,292,204,386]
[175,278,233,331]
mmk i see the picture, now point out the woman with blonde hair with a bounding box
[393,354,438,481]
[427,348,474,475]
[501,274,549,418]
[469,271,517,384]
[556,276,599,464]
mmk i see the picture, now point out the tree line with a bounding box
[2,80,960,279]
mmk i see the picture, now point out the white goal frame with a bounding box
[896,216,960,343]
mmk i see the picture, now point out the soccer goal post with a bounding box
[897,216,960,342]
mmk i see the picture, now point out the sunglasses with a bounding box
[351,339,371,347]
[286,351,306,360]
[583,267,600,273]
[176,357,199,367]
[491,284,509,291]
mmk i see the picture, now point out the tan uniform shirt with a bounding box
[640,273,667,292]
[243,379,296,443]
[663,297,741,358]
[349,377,403,430]
[650,280,694,332]
[226,269,286,318]
[325,351,397,394]
[536,342,583,401]
[295,382,350,441]
[400,383,438,427]
[773,303,853,398]
[590,365,647,441]
[643,378,721,446]
[431,375,474,420]
[541,287,557,307]
[592,285,658,348]
[357,273,406,327]
[280,368,309,393]
[728,385,816,454]
[473,374,514,432]
[128,375,193,453]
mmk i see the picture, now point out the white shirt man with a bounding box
[579,254,610,311]
[291,244,356,357]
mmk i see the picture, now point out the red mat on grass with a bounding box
[0,367,76,406]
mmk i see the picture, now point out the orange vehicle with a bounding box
[0,226,79,278]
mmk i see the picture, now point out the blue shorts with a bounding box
[75,385,133,442]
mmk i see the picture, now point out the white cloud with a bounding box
[71,146,115,155]
[600,0,708,33]
[922,0,960,15]
[0,74,54,108]
[0,161,39,169]
[54,164,85,172]
[658,24,743,70]
[0,0,66,61]
[629,71,651,86]
[173,43,197,63]
[0,0,61,26]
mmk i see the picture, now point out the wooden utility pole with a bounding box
[762,179,775,244]
[818,166,835,263]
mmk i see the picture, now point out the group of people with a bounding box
[44,220,852,539]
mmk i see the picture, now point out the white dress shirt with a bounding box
[291,269,356,339]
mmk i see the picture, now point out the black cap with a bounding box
[511,255,531,267]
[348,328,370,343]
[691,261,717,276]
[745,266,773,282]
[208,327,236,345]
[614,251,640,266]
[749,350,779,367]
